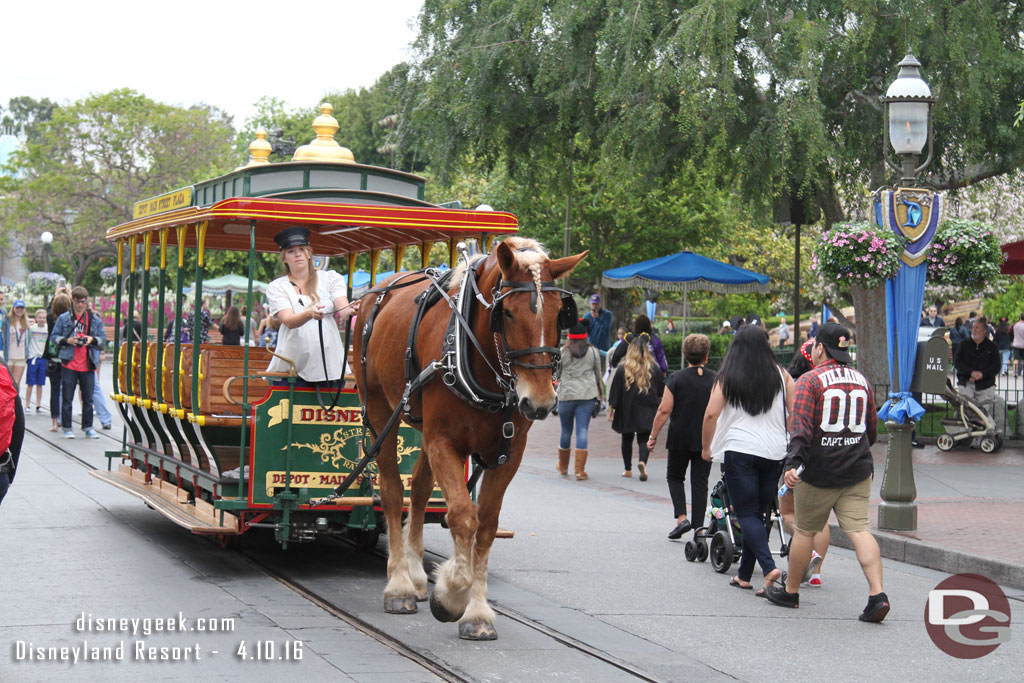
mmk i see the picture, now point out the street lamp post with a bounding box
[877,54,935,532]
[40,231,53,272]
[881,55,935,188]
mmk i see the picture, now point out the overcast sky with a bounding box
[1,0,424,129]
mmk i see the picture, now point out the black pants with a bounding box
[47,362,62,416]
[620,432,650,471]
[61,367,95,430]
[666,447,712,522]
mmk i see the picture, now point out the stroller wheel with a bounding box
[684,541,698,562]
[936,433,954,451]
[697,541,709,562]
[710,530,734,574]
[980,436,1000,454]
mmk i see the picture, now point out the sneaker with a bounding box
[808,575,822,586]
[84,428,100,439]
[102,423,112,430]
[63,430,76,439]
[765,584,800,609]
[801,551,823,584]
[638,462,648,481]
[859,592,890,623]
[35,406,43,413]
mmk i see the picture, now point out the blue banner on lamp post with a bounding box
[875,188,945,423]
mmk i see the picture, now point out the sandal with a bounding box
[729,577,753,590]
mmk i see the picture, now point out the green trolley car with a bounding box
[91,104,518,547]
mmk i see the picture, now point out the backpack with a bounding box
[1,364,18,455]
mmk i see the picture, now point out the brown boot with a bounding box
[557,448,571,475]
[574,449,589,480]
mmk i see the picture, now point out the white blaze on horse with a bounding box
[353,237,586,639]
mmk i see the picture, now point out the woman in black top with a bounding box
[218,306,245,346]
[608,335,664,480]
[647,334,715,539]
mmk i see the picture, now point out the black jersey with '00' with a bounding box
[786,360,878,488]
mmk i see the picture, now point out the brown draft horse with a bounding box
[353,236,586,640]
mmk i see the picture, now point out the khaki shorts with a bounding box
[793,476,872,534]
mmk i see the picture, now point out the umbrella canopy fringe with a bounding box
[601,275,769,295]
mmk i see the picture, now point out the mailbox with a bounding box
[909,327,950,394]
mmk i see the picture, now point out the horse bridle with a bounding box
[487,279,577,376]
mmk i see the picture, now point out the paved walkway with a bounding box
[530,407,1024,588]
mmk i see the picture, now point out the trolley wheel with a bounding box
[980,436,999,454]
[936,433,955,452]
[709,531,734,574]
[684,541,698,562]
[352,528,381,550]
[696,540,709,562]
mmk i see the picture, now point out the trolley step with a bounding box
[90,465,239,533]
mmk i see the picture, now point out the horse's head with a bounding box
[492,238,587,420]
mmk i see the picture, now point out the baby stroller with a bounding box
[683,474,790,574]
[937,378,1002,453]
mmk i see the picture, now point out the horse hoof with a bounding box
[384,596,418,614]
[429,591,462,622]
[459,621,498,640]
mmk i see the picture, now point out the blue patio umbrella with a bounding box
[603,251,769,333]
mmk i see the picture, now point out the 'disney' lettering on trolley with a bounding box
[265,399,362,427]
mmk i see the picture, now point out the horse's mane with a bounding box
[448,237,551,313]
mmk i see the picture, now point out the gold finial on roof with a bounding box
[239,128,273,169]
[292,102,356,164]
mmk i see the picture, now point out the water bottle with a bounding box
[778,465,805,498]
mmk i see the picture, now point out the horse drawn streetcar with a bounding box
[95,103,587,639]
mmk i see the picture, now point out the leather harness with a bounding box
[309,249,574,505]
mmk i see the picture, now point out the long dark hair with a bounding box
[716,325,782,415]
[221,306,243,332]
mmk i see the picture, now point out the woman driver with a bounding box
[265,227,357,386]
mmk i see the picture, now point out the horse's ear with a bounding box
[547,250,588,280]
[496,240,517,277]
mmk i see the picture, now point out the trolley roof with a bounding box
[105,194,518,255]
[105,103,518,254]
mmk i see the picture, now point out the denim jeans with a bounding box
[558,399,594,450]
[723,450,783,582]
[61,367,95,430]
[0,472,9,506]
[92,368,112,426]
[1000,349,1011,375]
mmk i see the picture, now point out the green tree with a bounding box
[1,96,57,141]
[403,0,1024,386]
[0,89,235,285]
[235,66,418,170]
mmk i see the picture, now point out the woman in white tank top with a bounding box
[701,325,795,594]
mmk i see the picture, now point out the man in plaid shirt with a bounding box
[766,323,889,622]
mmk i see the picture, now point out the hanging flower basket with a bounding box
[100,266,118,281]
[812,223,907,290]
[926,218,1002,291]
[26,271,63,296]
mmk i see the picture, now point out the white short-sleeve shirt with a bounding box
[265,270,348,382]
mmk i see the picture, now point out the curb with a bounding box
[828,523,1024,591]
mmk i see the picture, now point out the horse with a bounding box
[353,236,586,640]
